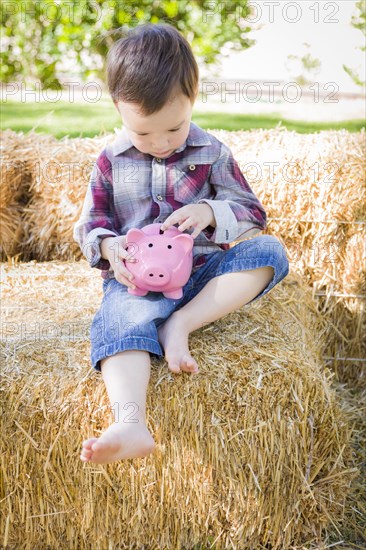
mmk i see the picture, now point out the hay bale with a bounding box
[209,127,365,296]
[209,127,366,391]
[329,381,366,546]
[1,128,364,386]
[22,133,115,262]
[0,129,45,260]
[0,260,359,548]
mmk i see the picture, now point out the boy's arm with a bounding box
[73,151,119,270]
[197,142,267,244]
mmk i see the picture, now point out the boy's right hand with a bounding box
[101,235,138,290]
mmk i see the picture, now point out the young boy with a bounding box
[73,23,290,464]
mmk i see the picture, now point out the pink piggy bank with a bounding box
[124,222,194,299]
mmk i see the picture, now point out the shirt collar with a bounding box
[111,121,212,156]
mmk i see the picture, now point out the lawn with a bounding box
[1,99,364,137]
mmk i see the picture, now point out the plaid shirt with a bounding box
[73,122,267,280]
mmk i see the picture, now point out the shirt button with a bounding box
[189,164,196,171]
[156,195,163,201]
[155,158,162,162]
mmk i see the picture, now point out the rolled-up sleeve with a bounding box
[73,151,119,270]
[198,142,267,243]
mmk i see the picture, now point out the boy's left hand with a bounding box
[160,204,215,239]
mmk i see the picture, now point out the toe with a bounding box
[81,449,93,458]
[168,361,181,374]
[182,355,198,373]
[180,360,191,372]
[91,440,102,452]
[80,447,93,461]
[83,437,98,450]
[80,449,92,461]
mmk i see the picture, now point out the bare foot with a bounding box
[157,312,199,375]
[80,422,156,464]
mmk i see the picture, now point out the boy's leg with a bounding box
[177,266,274,331]
[158,266,274,373]
[84,276,181,463]
[102,349,150,424]
[158,234,290,373]
[80,350,156,464]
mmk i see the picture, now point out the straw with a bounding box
[1,127,364,385]
[0,259,361,549]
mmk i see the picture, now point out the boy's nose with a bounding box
[152,143,169,152]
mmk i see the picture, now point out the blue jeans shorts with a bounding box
[90,235,290,372]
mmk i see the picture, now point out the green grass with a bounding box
[1,99,364,137]
[192,112,365,133]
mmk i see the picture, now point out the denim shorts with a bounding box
[90,235,290,372]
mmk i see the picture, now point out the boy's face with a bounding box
[115,90,194,158]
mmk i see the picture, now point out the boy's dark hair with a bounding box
[106,23,199,115]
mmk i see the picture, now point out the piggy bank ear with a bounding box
[126,228,145,244]
[171,233,194,253]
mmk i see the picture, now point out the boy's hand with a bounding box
[101,235,138,290]
[160,204,215,239]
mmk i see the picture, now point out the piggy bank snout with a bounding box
[142,266,171,286]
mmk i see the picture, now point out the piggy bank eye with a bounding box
[167,245,172,249]
[148,243,153,247]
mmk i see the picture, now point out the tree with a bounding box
[285,43,322,87]
[343,0,366,88]
[0,0,254,88]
